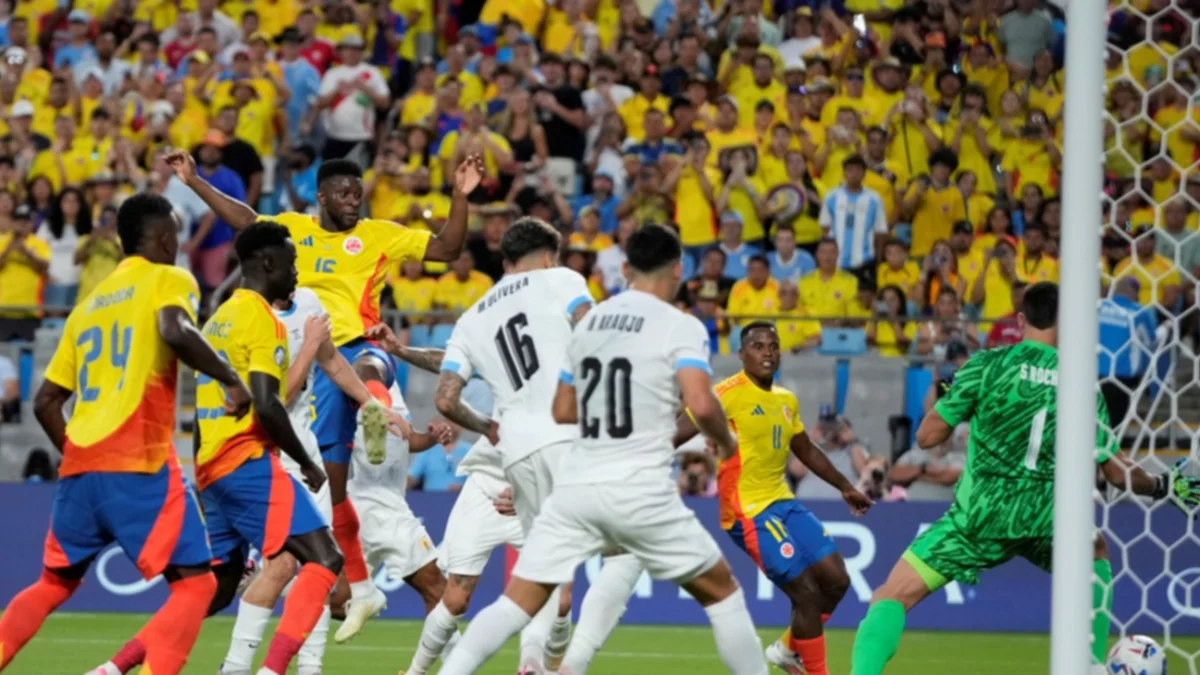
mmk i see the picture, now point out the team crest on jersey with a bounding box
[343,236,364,255]
[780,543,795,559]
[274,346,286,366]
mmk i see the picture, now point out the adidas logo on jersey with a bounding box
[751,405,765,416]
[299,236,314,247]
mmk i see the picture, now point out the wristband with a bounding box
[1150,473,1170,501]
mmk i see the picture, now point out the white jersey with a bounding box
[274,287,327,432]
[348,383,412,509]
[557,289,711,489]
[442,267,593,467]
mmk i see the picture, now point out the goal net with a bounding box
[1096,2,1200,671]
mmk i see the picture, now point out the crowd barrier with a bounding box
[1,486,1196,635]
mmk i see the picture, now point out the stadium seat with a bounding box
[818,329,868,357]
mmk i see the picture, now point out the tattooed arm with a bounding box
[364,323,445,374]
[434,371,500,444]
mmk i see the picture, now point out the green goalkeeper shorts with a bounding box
[903,510,1054,590]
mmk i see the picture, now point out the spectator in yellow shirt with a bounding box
[902,148,965,258]
[950,221,986,291]
[28,115,99,192]
[0,205,50,333]
[618,66,671,143]
[876,238,921,300]
[74,205,123,303]
[866,285,916,357]
[798,238,859,324]
[1018,223,1059,283]
[567,207,614,252]
[727,255,781,325]
[956,170,994,232]
[665,134,722,260]
[970,236,1025,323]
[1112,227,1182,309]
[773,280,822,353]
[1000,108,1061,198]
[399,58,438,127]
[389,260,438,317]
[731,53,786,130]
[705,96,757,166]
[433,250,495,320]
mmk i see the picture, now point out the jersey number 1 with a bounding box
[1025,407,1048,470]
[495,313,539,390]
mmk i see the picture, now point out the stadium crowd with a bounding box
[0,0,1195,356]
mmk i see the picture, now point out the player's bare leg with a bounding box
[680,560,770,675]
[439,577,558,675]
[766,553,850,675]
[332,356,393,642]
[559,553,643,675]
[85,565,217,675]
[850,556,935,675]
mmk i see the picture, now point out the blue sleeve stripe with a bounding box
[675,358,713,375]
[566,295,591,316]
[558,369,575,385]
[441,360,464,374]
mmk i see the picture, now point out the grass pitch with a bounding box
[6,612,1199,674]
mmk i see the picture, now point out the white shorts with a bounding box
[357,493,438,580]
[503,441,569,534]
[439,471,526,576]
[513,483,722,586]
[280,427,332,522]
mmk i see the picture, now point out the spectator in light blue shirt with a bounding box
[53,11,97,70]
[570,172,621,233]
[282,144,320,213]
[819,156,888,272]
[278,28,322,143]
[768,226,816,282]
[407,421,472,492]
[1097,277,1158,430]
[717,211,761,280]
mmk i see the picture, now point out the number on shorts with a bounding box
[494,313,539,390]
[579,357,633,439]
[1025,406,1048,471]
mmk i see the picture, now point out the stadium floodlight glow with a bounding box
[1052,0,1106,672]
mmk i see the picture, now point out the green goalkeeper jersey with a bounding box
[932,340,1119,539]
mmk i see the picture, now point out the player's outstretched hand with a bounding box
[427,420,455,445]
[364,323,403,354]
[493,487,517,517]
[385,408,412,440]
[841,486,874,516]
[1169,458,1200,511]
[224,380,252,419]
[163,149,197,183]
[454,153,485,196]
[301,463,327,493]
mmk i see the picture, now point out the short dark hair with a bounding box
[626,224,682,273]
[1024,222,1049,237]
[929,148,959,171]
[842,154,867,170]
[116,193,174,255]
[816,236,839,251]
[1021,281,1057,330]
[499,216,560,263]
[884,237,907,250]
[235,220,292,265]
[702,245,727,263]
[739,320,777,343]
[317,158,363,186]
[748,254,769,268]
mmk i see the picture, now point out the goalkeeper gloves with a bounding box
[1151,458,1200,509]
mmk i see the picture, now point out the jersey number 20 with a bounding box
[495,313,539,390]
[579,357,633,439]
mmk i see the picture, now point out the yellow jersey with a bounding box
[434,270,494,313]
[567,232,614,252]
[1019,253,1060,284]
[389,275,437,314]
[956,248,986,289]
[195,289,288,490]
[712,371,805,529]
[773,306,821,352]
[907,183,966,258]
[264,212,431,345]
[674,165,722,246]
[980,261,1027,323]
[43,257,200,477]
[76,234,124,303]
[400,90,437,127]
[0,233,49,318]
[618,93,671,143]
[1112,255,1181,306]
[727,278,780,323]
[798,269,858,318]
[876,260,921,296]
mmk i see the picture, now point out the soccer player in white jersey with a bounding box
[439,224,769,675]
[217,287,409,675]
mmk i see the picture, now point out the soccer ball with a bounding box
[1107,635,1167,675]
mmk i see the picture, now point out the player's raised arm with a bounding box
[365,323,445,374]
[1101,454,1200,509]
[422,154,485,262]
[165,149,259,230]
[916,350,987,449]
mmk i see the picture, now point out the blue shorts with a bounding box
[312,339,395,462]
[727,500,837,586]
[43,462,211,579]
[201,452,326,564]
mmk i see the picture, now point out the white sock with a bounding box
[439,596,533,675]
[297,605,330,674]
[561,554,641,675]
[223,602,273,672]
[349,580,376,601]
[443,627,463,658]
[406,600,463,675]
[255,668,281,675]
[546,615,572,663]
[704,588,768,675]
[92,663,121,675]
[520,586,559,665]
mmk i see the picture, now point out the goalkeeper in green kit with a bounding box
[850,282,1200,675]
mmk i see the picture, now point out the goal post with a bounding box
[1052,0,1108,673]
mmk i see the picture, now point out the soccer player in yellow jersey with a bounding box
[1,194,252,675]
[196,221,345,675]
[165,149,485,639]
[676,322,873,675]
